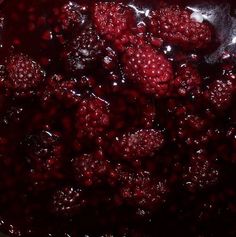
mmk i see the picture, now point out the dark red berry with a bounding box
[113,129,164,161]
[5,53,45,95]
[183,150,219,192]
[93,2,135,41]
[169,63,202,96]
[149,5,213,50]
[76,96,110,139]
[51,186,85,216]
[204,78,235,111]
[63,27,105,74]
[122,44,173,96]
[72,151,111,187]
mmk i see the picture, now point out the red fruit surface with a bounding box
[149,5,213,50]
[122,44,173,96]
[76,96,110,139]
[114,129,164,161]
[93,2,135,41]
[5,53,45,94]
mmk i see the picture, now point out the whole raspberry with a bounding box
[169,64,202,96]
[63,27,105,74]
[72,151,111,187]
[57,2,88,31]
[76,96,110,139]
[114,129,164,161]
[183,150,219,192]
[93,2,135,41]
[23,128,64,184]
[5,53,45,95]
[122,44,173,96]
[117,168,168,212]
[149,5,213,50]
[204,78,235,111]
[51,186,86,216]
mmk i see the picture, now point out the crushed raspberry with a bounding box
[169,63,202,96]
[51,186,85,216]
[183,150,219,192]
[5,53,45,95]
[72,151,111,187]
[204,78,235,111]
[149,5,213,50]
[93,2,135,41]
[76,96,110,140]
[113,129,164,161]
[122,44,173,96]
[62,27,105,74]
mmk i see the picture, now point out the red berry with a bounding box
[51,186,85,216]
[122,44,173,96]
[169,63,202,96]
[183,149,219,192]
[72,151,111,187]
[76,96,110,139]
[117,167,168,211]
[5,53,45,95]
[149,5,213,50]
[93,2,135,41]
[204,78,235,111]
[63,27,105,74]
[114,129,164,161]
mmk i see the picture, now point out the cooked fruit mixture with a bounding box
[0,0,235,236]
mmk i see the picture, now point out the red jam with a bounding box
[0,0,235,236]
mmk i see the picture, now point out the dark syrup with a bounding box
[0,0,234,237]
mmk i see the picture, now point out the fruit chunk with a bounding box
[5,53,45,95]
[113,129,164,161]
[63,27,105,74]
[149,5,213,50]
[122,44,173,96]
[93,2,135,41]
[76,96,110,139]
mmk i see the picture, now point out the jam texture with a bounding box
[0,0,235,236]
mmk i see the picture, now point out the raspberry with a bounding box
[117,168,168,211]
[113,129,164,161]
[51,186,85,216]
[56,2,88,31]
[169,64,202,96]
[22,128,64,184]
[93,2,135,41]
[5,53,45,95]
[72,151,111,187]
[76,96,110,139]
[149,5,213,50]
[63,27,105,74]
[122,44,173,96]
[183,150,219,192]
[204,78,235,111]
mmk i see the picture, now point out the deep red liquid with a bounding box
[0,0,235,236]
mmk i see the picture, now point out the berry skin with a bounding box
[149,5,213,50]
[72,151,111,187]
[122,44,173,96]
[183,150,219,192]
[63,27,105,74]
[204,78,235,111]
[114,129,164,161]
[51,186,85,216]
[93,2,135,41]
[116,167,168,212]
[169,64,202,96]
[76,96,110,140]
[5,53,45,95]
